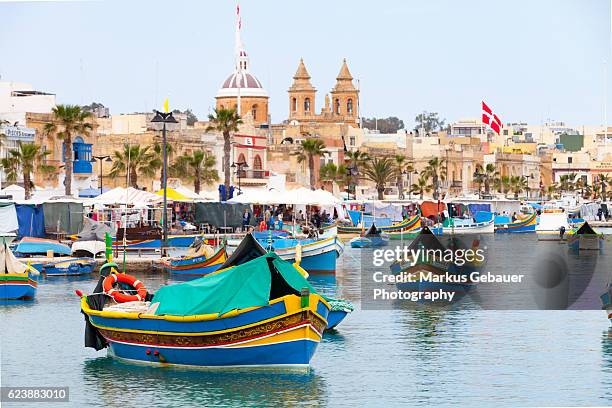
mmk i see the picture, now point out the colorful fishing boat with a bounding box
[389,227,482,298]
[0,242,39,301]
[161,244,228,276]
[386,225,443,240]
[338,213,421,235]
[222,234,353,331]
[442,217,494,235]
[494,212,537,233]
[80,252,330,368]
[350,224,389,248]
[567,221,604,251]
[42,257,97,276]
[259,235,344,274]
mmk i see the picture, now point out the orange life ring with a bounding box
[103,273,148,303]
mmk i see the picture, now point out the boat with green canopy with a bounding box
[80,252,331,368]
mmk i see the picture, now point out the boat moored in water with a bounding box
[161,240,228,276]
[350,223,389,248]
[567,221,604,251]
[80,252,330,369]
[42,257,97,276]
[0,242,39,301]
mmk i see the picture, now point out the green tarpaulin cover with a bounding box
[151,252,318,316]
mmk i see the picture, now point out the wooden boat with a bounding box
[536,212,570,241]
[494,213,537,233]
[386,226,443,240]
[338,213,421,236]
[42,257,97,276]
[389,227,481,297]
[442,217,494,235]
[350,223,389,248]
[258,235,344,274]
[222,234,353,331]
[0,242,39,301]
[15,237,72,257]
[567,221,604,251]
[161,242,228,276]
[80,252,330,368]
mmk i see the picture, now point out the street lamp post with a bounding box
[231,161,249,195]
[151,110,177,256]
[91,155,112,195]
[348,164,358,200]
[409,169,418,200]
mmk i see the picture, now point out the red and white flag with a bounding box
[482,101,502,135]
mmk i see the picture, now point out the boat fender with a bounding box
[103,273,148,303]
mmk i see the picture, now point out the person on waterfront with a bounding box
[277,212,284,230]
[297,210,305,222]
[242,208,251,231]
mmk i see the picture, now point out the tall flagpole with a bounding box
[235,2,242,115]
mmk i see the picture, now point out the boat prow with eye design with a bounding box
[80,253,330,369]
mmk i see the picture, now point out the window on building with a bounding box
[251,104,258,121]
[347,98,353,114]
[334,98,340,114]
[349,136,356,146]
[568,157,573,164]
[253,155,262,170]
[291,97,297,112]
[304,97,311,112]
[503,129,508,136]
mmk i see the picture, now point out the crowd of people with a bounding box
[240,205,335,233]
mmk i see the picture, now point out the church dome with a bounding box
[216,71,268,98]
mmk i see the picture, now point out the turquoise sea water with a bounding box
[2,234,612,407]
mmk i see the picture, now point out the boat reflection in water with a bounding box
[82,356,327,407]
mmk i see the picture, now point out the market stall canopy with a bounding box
[227,187,341,206]
[173,186,206,200]
[154,187,192,202]
[88,187,162,205]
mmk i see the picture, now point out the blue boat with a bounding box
[81,252,330,368]
[162,245,228,276]
[258,236,344,274]
[42,258,97,276]
[15,237,72,257]
[494,213,537,233]
[326,299,354,330]
[223,234,353,331]
[350,224,389,248]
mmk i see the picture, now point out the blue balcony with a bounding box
[73,138,92,174]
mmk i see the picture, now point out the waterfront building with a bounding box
[0,81,55,126]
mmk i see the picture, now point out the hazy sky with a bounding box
[1,0,610,128]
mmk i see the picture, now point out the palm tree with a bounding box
[599,173,610,202]
[344,149,370,198]
[108,144,161,188]
[319,162,347,193]
[482,163,498,194]
[559,173,577,193]
[546,184,558,200]
[294,138,326,189]
[206,108,242,199]
[170,150,219,194]
[1,143,54,199]
[592,183,601,200]
[499,175,511,196]
[393,155,413,199]
[411,173,432,200]
[473,165,485,196]
[510,175,528,199]
[422,157,446,199]
[363,157,395,200]
[43,104,93,196]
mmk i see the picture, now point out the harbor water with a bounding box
[2,234,612,407]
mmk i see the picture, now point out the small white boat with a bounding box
[536,212,570,241]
